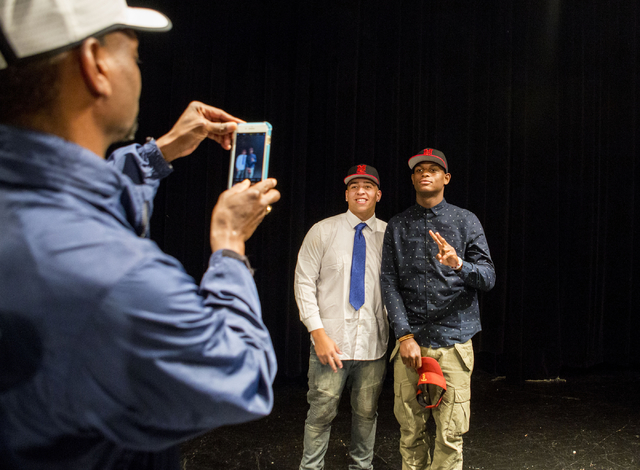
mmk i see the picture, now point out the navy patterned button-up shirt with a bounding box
[381,199,496,347]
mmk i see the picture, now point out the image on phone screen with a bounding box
[232,134,265,185]
[228,122,271,188]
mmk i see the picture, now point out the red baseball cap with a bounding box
[416,357,447,408]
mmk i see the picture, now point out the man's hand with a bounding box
[429,230,460,269]
[399,338,422,370]
[311,328,343,372]
[210,178,280,255]
[156,101,244,162]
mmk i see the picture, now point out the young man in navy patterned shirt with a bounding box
[381,148,496,470]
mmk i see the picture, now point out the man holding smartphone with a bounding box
[295,165,388,470]
[0,0,280,468]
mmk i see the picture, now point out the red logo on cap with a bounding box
[424,149,433,156]
[357,165,367,174]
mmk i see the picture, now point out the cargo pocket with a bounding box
[447,385,471,437]
[393,355,425,428]
[453,340,474,373]
[395,380,424,414]
[393,379,431,444]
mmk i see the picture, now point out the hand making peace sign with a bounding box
[429,230,463,270]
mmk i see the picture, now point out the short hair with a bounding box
[0,53,66,125]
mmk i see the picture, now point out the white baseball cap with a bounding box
[0,0,172,70]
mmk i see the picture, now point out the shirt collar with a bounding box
[430,198,448,216]
[413,198,448,216]
[346,209,377,230]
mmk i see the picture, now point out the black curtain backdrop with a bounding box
[131,0,640,381]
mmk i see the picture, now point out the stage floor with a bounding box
[181,367,640,469]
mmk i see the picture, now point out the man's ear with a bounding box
[444,173,451,185]
[376,189,382,202]
[77,38,111,97]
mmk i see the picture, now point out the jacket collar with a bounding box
[0,124,136,231]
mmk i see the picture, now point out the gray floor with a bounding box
[181,367,640,469]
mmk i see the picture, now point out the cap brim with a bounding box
[408,155,447,172]
[344,174,380,186]
[123,7,172,32]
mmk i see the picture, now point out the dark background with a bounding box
[130,0,640,381]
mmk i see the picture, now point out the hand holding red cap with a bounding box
[416,357,447,408]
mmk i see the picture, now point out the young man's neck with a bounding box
[416,193,444,209]
[350,209,375,222]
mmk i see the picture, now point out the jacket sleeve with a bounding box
[294,223,325,333]
[106,141,173,236]
[380,223,412,340]
[82,249,276,450]
[457,214,496,292]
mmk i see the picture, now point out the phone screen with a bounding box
[228,122,271,188]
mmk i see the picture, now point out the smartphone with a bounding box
[228,122,272,188]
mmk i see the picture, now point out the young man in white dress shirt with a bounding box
[295,164,389,470]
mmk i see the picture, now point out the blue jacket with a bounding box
[0,125,276,469]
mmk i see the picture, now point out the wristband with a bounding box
[398,334,414,342]
[453,256,463,271]
[221,249,254,275]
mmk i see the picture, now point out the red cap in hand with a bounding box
[416,357,447,408]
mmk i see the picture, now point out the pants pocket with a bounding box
[453,340,474,373]
[394,380,424,417]
[447,384,471,437]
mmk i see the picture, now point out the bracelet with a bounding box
[453,256,463,271]
[221,249,254,276]
[398,334,414,342]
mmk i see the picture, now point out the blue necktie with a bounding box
[349,222,367,310]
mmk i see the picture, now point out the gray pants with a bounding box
[300,348,387,470]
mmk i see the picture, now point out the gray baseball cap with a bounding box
[408,148,448,173]
[0,0,171,70]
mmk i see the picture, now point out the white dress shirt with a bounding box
[294,210,389,360]
[235,153,247,170]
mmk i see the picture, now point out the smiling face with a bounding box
[345,177,381,221]
[411,161,451,199]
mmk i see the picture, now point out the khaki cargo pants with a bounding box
[392,339,474,470]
